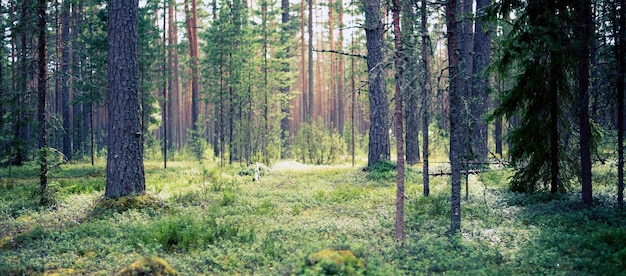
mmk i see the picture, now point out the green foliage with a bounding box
[134,213,254,252]
[118,256,179,276]
[293,119,346,165]
[186,123,208,162]
[365,159,420,183]
[2,160,626,275]
[302,249,366,275]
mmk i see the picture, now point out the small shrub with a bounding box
[118,256,179,276]
[303,249,366,275]
[293,119,346,165]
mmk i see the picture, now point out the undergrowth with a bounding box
[0,160,625,275]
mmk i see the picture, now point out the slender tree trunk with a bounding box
[61,0,71,159]
[403,0,420,166]
[391,0,405,243]
[337,0,345,134]
[167,0,181,150]
[105,0,145,198]
[38,0,47,204]
[185,0,199,131]
[421,0,431,196]
[301,0,307,122]
[280,0,291,157]
[307,0,314,121]
[578,0,593,205]
[162,0,167,169]
[472,0,490,160]
[618,0,625,209]
[447,0,462,233]
[363,0,390,167]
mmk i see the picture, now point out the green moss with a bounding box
[118,256,179,276]
[90,194,167,219]
[304,249,366,275]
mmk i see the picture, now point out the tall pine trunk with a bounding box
[105,0,145,198]
[578,0,593,205]
[618,0,625,209]
[391,0,405,243]
[447,0,462,233]
[307,0,314,121]
[421,0,431,196]
[37,0,47,204]
[363,0,390,167]
[61,1,71,160]
[472,0,490,160]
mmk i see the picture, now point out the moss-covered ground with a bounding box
[1,159,625,275]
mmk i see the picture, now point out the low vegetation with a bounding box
[0,159,625,274]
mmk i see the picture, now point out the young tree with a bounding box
[362,0,390,167]
[105,0,145,197]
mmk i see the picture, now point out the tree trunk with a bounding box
[61,0,72,160]
[37,0,47,204]
[421,0,431,196]
[162,0,167,169]
[472,0,490,160]
[447,0,462,233]
[105,0,145,198]
[167,0,181,150]
[403,0,420,166]
[307,0,314,121]
[363,0,390,167]
[280,0,291,157]
[618,0,625,209]
[578,0,593,205]
[185,0,199,131]
[391,0,405,243]
[337,0,345,134]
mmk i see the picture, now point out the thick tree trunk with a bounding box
[37,0,47,204]
[363,0,390,167]
[447,0,462,233]
[391,0,405,243]
[105,0,145,198]
[578,0,593,205]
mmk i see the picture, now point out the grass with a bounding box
[0,159,625,275]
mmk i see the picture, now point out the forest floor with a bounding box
[1,158,625,275]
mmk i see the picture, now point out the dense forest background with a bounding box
[2,0,626,274]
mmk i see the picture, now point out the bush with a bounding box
[293,119,346,165]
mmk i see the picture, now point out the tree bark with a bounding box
[105,0,145,198]
[618,0,625,209]
[447,0,462,233]
[280,0,291,157]
[472,0,490,160]
[185,0,200,131]
[363,0,390,167]
[578,0,593,205]
[421,0,431,196]
[38,0,47,204]
[61,0,72,160]
[391,0,405,243]
[307,0,314,121]
[403,0,420,166]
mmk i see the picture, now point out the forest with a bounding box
[1,0,626,274]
